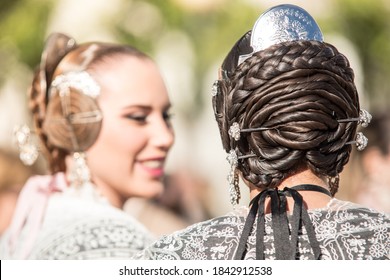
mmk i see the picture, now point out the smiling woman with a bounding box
[0,33,175,259]
[85,52,174,207]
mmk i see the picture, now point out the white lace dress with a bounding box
[0,173,154,259]
[134,199,389,260]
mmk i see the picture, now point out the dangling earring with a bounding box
[68,152,91,187]
[13,125,39,165]
[227,150,241,207]
[328,174,339,196]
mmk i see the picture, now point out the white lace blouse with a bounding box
[134,199,389,260]
[0,173,154,259]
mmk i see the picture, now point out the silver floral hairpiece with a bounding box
[226,149,239,168]
[211,80,219,97]
[358,109,372,127]
[356,132,368,151]
[13,124,39,165]
[346,132,368,151]
[228,122,241,141]
[50,71,100,98]
[238,4,324,65]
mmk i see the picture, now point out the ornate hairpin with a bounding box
[229,109,371,143]
[230,121,368,151]
[13,124,39,165]
[228,122,270,141]
[338,109,372,127]
[50,71,100,98]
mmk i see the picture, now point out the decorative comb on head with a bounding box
[237,4,324,65]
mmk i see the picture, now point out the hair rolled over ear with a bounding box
[212,30,253,152]
[220,30,252,80]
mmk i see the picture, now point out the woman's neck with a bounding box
[92,178,126,208]
[249,169,332,210]
[65,155,125,209]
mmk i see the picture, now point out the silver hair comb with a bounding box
[238,4,324,65]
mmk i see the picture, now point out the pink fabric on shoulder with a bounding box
[6,172,67,259]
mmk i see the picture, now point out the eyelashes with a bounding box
[124,111,173,124]
[125,114,147,123]
[163,112,174,122]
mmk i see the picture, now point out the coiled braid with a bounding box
[214,41,359,191]
[28,34,76,173]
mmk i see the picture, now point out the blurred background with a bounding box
[1,0,389,232]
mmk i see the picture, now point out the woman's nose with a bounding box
[150,117,174,150]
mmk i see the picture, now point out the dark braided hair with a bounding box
[213,40,359,193]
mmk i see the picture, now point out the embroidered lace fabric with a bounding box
[0,175,154,259]
[134,199,389,260]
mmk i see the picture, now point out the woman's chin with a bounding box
[134,182,164,199]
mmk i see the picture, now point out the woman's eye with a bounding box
[163,112,173,121]
[125,114,147,123]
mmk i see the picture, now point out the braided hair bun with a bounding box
[213,41,359,191]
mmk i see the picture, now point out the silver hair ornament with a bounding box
[346,132,368,151]
[358,109,372,128]
[226,150,240,206]
[211,80,219,97]
[50,71,100,98]
[228,122,241,141]
[13,125,39,165]
[238,4,323,65]
[355,132,368,151]
[68,152,91,187]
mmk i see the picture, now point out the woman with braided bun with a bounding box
[135,4,389,260]
[0,32,175,259]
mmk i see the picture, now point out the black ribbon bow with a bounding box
[234,184,331,260]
